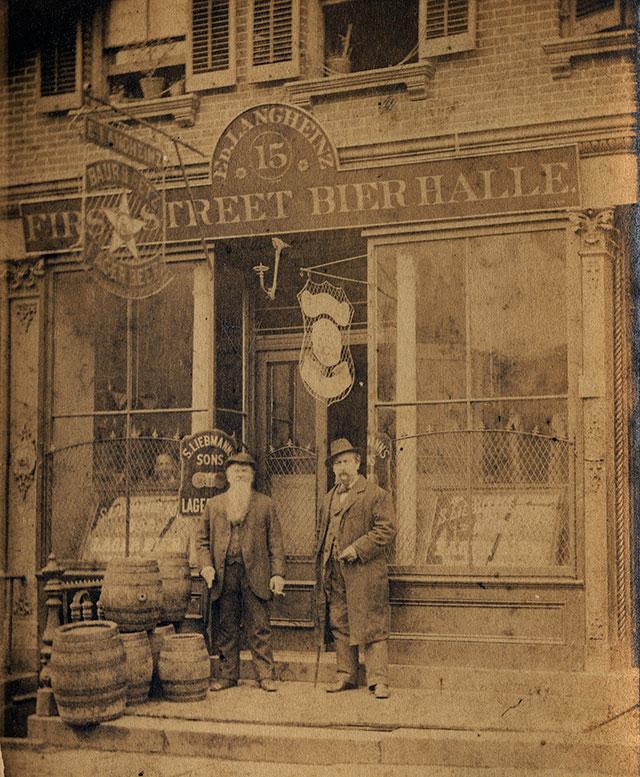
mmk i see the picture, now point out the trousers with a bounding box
[214,559,275,682]
[326,556,389,688]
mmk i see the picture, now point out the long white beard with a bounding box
[226,482,252,525]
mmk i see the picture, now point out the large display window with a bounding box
[373,230,574,577]
[47,262,213,564]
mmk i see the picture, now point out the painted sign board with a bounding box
[84,116,166,168]
[179,429,236,515]
[21,104,581,254]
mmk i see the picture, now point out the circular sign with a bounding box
[251,131,293,181]
[311,318,343,368]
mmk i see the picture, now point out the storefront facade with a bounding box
[1,1,637,724]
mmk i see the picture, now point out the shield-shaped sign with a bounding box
[297,278,354,405]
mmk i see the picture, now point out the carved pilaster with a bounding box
[14,302,37,333]
[11,422,37,500]
[569,208,616,671]
[36,554,63,717]
[5,258,45,294]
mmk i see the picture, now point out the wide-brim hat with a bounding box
[326,438,360,465]
[224,451,257,470]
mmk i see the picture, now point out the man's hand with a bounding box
[338,545,358,563]
[269,575,286,596]
[200,565,215,589]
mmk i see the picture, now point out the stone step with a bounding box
[27,712,638,775]
[0,739,634,777]
[229,650,639,697]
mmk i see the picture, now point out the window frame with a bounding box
[369,226,576,579]
[37,18,83,113]
[569,0,623,36]
[247,0,300,83]
[186,0,237,91]
[418,0,477,58]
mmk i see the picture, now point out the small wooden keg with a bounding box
[157,553,192,623]
[50,621,126,726]
[121,631,153,705]
[158,633,210,702]
[149,623,176,697]
[99,557,162,633]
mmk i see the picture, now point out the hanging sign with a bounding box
[82,160,171,298]
[84,116,166,169]
[179,429,237,515]
[298,278,354,405]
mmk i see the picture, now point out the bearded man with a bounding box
[197,451,285,692]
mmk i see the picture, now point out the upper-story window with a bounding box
[319,0,475,76]
[565,0,634,36]
[104,0,189,100]
[248,0,300,82]
[37,10,83,112]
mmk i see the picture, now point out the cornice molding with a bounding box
[284,62,436,108]
[338,113,636,168]
[72,92,200,128]
[542,29,636,79]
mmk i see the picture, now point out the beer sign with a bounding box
[179,429,236,515]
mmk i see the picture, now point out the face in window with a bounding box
[332,452,361,488]
[154,453,179,485]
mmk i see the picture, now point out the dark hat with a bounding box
[326,438,360,464]
[224,450,257,470]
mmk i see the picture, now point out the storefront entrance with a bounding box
[254,341,367,646]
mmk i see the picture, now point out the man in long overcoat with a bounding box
[316,438,396,699]
[197,451,286,692]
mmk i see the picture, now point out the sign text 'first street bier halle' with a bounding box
[21,103,580,253]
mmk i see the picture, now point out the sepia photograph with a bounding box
[0,1,638,775]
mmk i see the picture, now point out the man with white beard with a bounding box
[197,451,285,692]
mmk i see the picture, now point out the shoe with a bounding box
[210,679,238,691]
[374,683,390,699]
[259,679,278,692]
[326,679,357,693]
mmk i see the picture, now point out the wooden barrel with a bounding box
[121,631,153,706]
[157,553,192,623]
[149,623,175,697]
[99,557,162,633]
[158,634,210,702]
[50,621,126,726]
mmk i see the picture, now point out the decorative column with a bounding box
[36,554,63,717]
[4,258,45,675]
[569,208,615,671]
[395,253,417,565]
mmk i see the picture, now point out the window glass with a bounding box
[136,270,194,410]
[468,232,567,399]
[374,231,571,576]
[323,0,418,73]
[50,265,199,564]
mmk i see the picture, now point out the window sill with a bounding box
[87,93,200,128]
[284,61,436,108]
[541,28,636,79]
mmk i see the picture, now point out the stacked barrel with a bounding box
[48,552,208,727]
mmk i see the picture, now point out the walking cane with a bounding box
[203,581,213,656]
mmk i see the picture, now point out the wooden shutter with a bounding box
[38,19,83,112]
[419,0,476,57]
[187,0,236,91]
[248,0,299,82]
[572,0,622,35]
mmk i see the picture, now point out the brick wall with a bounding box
[1,0,636,189]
